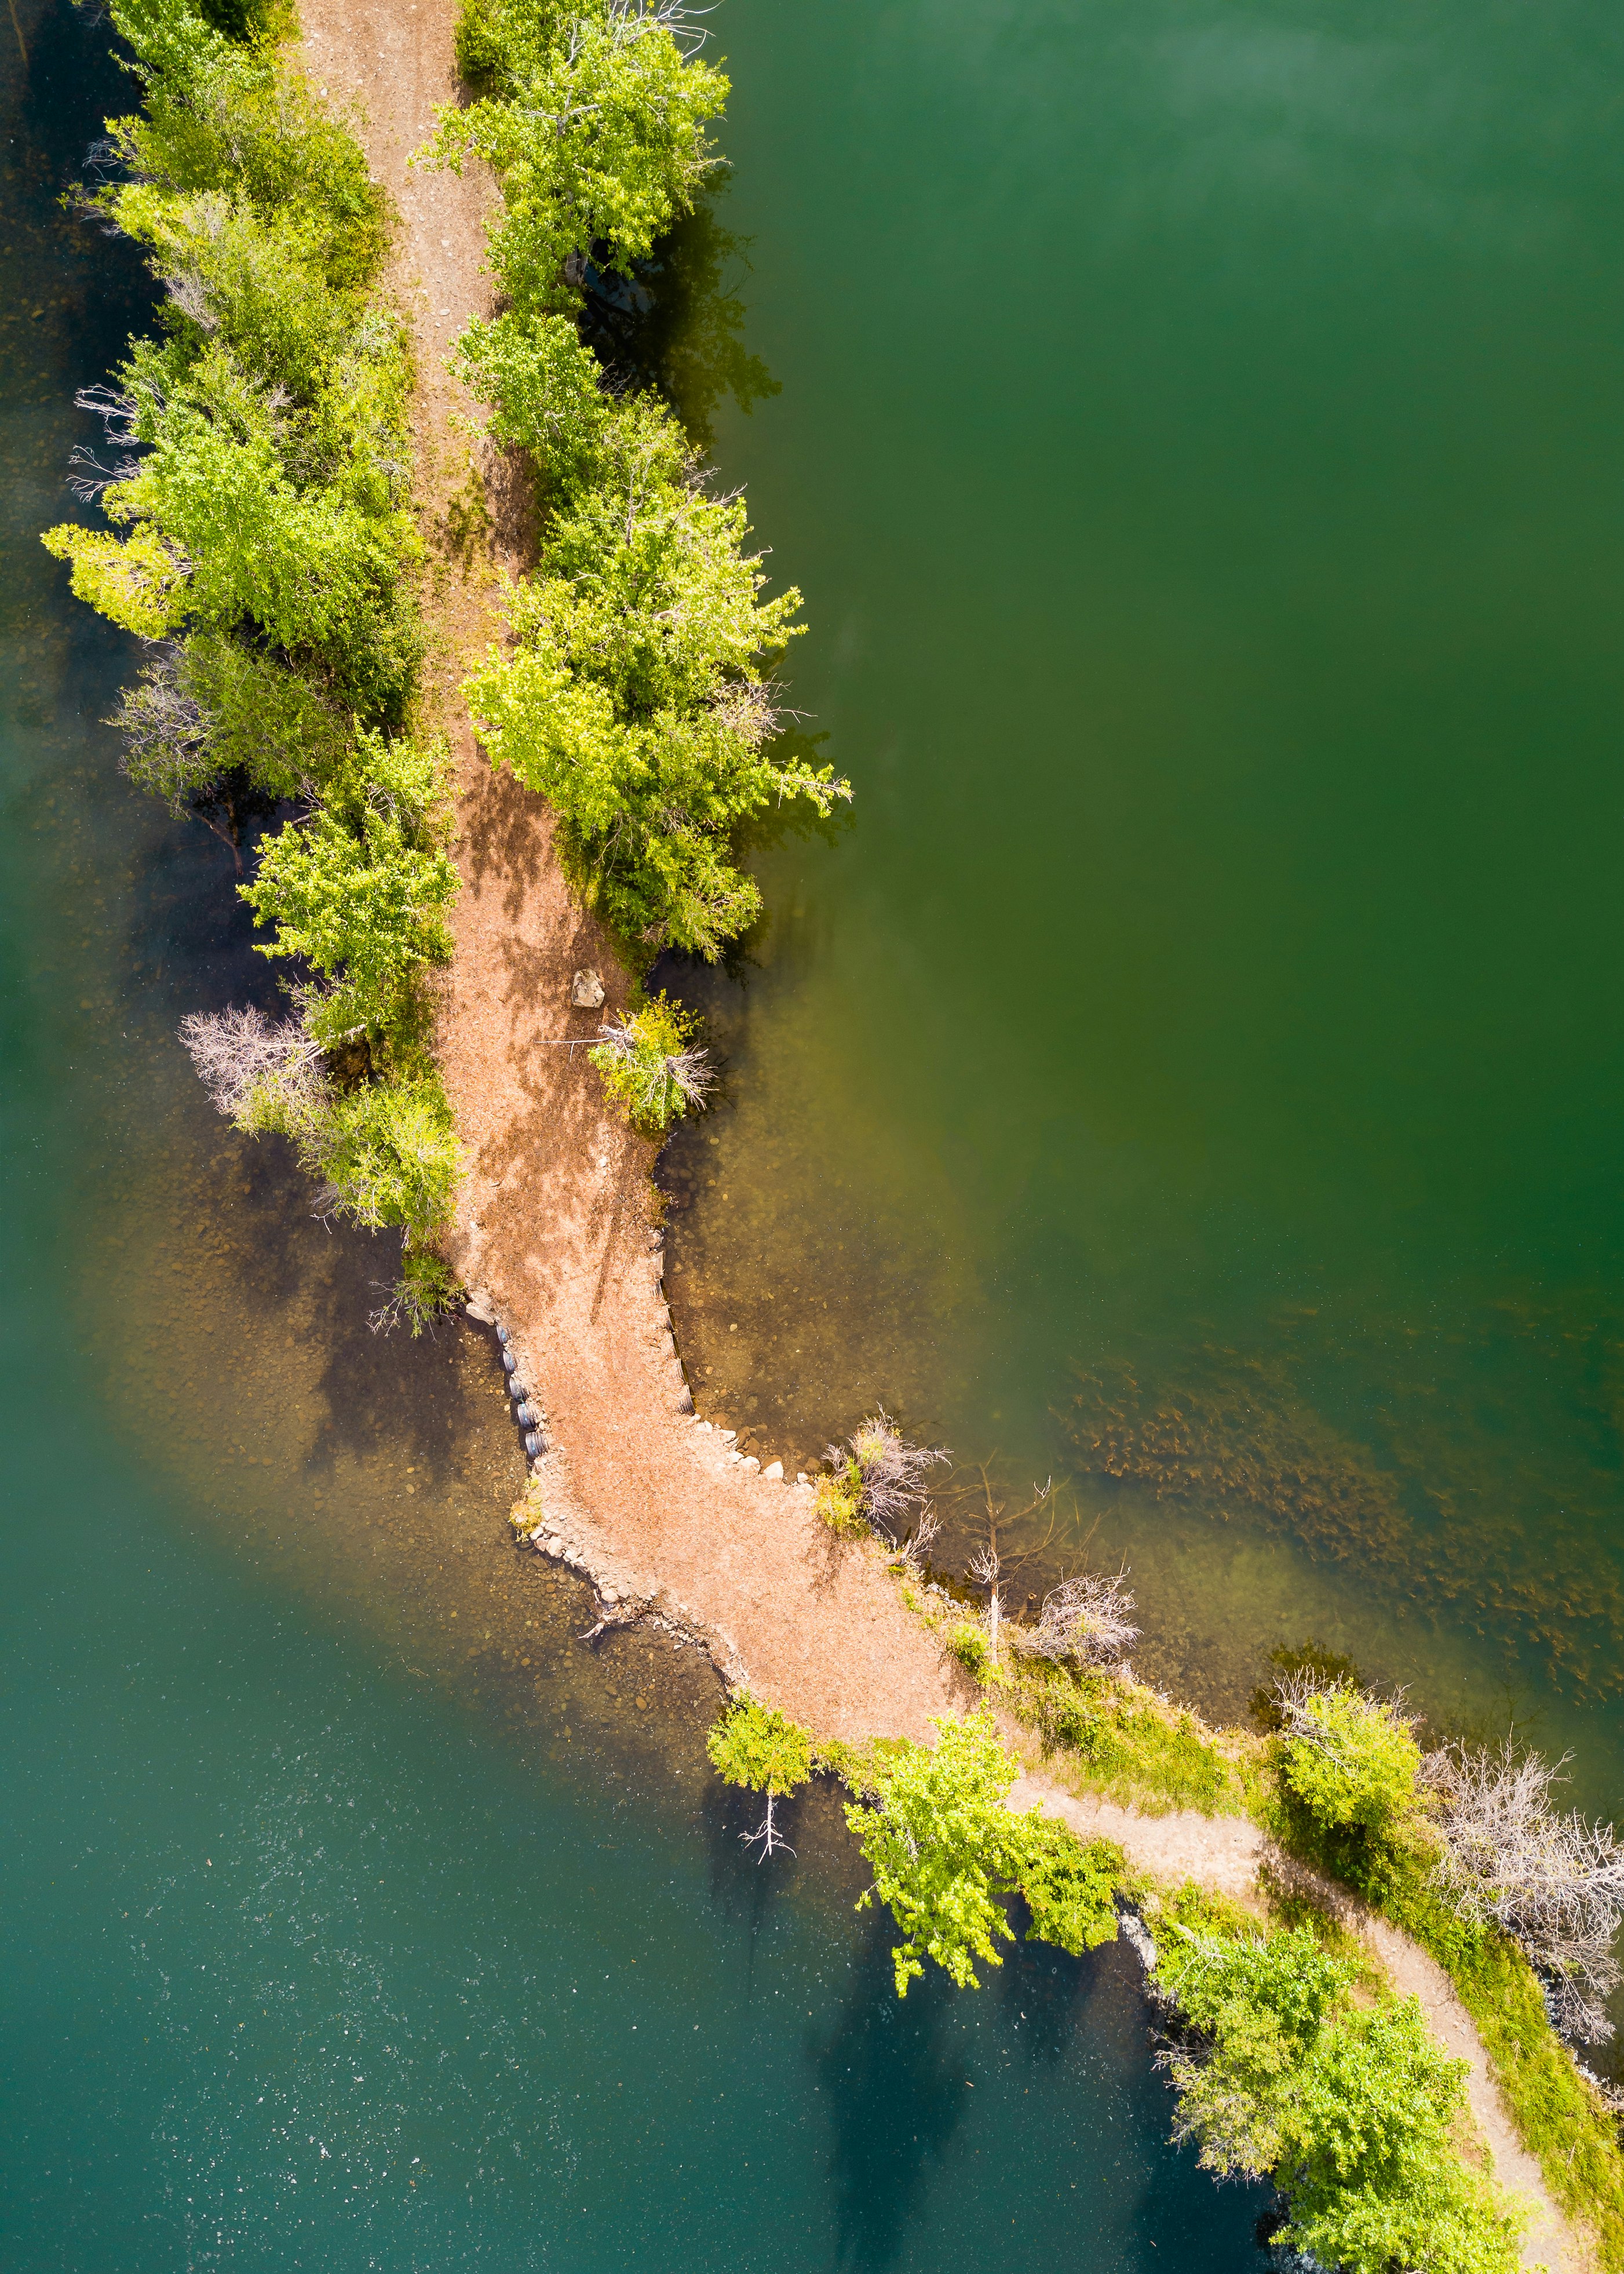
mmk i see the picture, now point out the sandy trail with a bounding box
[293,3,1585,2262]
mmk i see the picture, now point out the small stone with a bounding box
[571,967,605,1009]
[695,1420,713,1432]
[465,1289,497,1325]
[762,1461,784,1482]
[796,1472,809,1485]
[741,1455,760,1473]
[718,1428,736,1443]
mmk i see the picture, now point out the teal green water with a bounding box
[663,0,1624,1796]
[1,3,1266,2266]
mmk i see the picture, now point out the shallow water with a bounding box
[1,3,1268,2266]
[662,0,1624,1807]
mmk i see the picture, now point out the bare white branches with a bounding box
[968,1540,1003,1658]
[111,645,216,811]
[829,1408,950,1541]
[1020,1567,1140,1672]
[1423,1737,1624,2043]
[178,1005,326,1127]
[741,1790,795,1863]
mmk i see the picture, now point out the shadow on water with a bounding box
[579,185,780,453]
[815,1919,972,2272]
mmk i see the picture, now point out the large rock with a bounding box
[571,967,605,1009]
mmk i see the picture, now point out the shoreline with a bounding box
[278,4,1585,2264]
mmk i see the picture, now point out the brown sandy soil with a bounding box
[293,3,1586,2261]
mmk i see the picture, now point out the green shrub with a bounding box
[369,1249,464,1338]
[1278,1682,1421,1834]
[845,1707,1121,1995]
[706,1694,813,1862]
[239,731,458,1052]
[706,1696,812,1799]
[588,993,711,1134]
[812,1468,867,1537]
[1155,1922,1524,2274]
[946,1622,993,1682]
[452,0,510,90]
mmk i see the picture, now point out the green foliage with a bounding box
[1155,1923,1524,2274]
[588,991,708,1134]
[946,1622,993,1682]
[42,0,465,1249]
[437,0,848,960]
[453,0,509,90]
[370,1248,464,1338]
[1017,1663,1247,1819]
[240,731,457,1051]
[812,1468,867,1537]
[1016,1814,1124,1958]
[706,1696,813,1798]
[430,0,728,322]
[1279,1684,1421,1834]
[845,1707,1121,1995]
[39,522,185,639]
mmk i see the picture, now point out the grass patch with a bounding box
[1013,1663,1252,1819]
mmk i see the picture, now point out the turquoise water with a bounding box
[1,4,1266,2266]
[663,0,1624,1801]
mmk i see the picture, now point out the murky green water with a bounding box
[663,0,1624,1806]
[1,3,1268,2266]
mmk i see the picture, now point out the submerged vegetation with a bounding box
[45,0,459,1324]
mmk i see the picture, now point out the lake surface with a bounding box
[1,2,1268,2268]
[663,0,1624,1816]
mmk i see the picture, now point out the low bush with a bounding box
[368,1249,464,1338]
[589,992,712,1134]
[946,1622,993,1682]
[1276,1674,1421,1835]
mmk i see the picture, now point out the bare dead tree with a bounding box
[741,1790,795,1863]
[178,1005,326,1125]
[1423,1736,1624,2043]
[968,1540,1003,1661]
[1020,1566,1141,1672]
[825,1408,950,1546]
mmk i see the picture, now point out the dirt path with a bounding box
[294,5,1586,2263]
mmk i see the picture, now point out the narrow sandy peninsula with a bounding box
[291,6,1583,2262]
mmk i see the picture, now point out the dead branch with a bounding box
[1423,1736,1624,2043]
[177,1005,325,1123]
[1018,1566,1140,1671]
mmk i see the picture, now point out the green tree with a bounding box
[845,1708,1121,1995]
[432,0,728,319]
[706,1694,813,1860]
[1277,1679,1421,1835]
[1154,1922,1524,2274]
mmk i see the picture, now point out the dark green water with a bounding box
[1,4,1267,2267]
[665,0,1624,1801]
